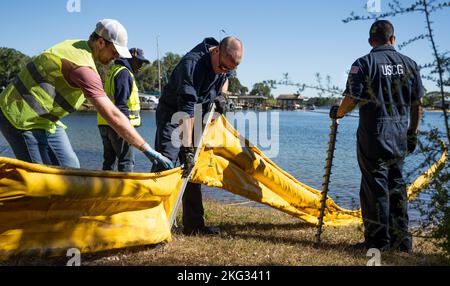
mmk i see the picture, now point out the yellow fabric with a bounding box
[406,140,448,201]
[192,115,362,226]
[192,116,448,226]
[46,40,98,73]
[97,65,141,127]
[0,115,446,259]
[0,157,183,258]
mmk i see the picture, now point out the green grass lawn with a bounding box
[3,200,450,266]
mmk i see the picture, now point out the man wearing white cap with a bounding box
[0,19,173,170]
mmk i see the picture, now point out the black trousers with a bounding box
[151,105,205,230]
[357,144,412,250]
[98,125,134,172]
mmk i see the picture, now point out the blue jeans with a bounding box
[98,125,134,172]
[0,110,80,168]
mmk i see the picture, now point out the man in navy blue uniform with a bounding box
[152,36,244,235]
[330,20,423,252]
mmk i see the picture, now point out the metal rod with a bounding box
[315,118,339,246]
[169,103,217,227]
[156,35,161,95]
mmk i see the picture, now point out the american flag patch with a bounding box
[350,66,360,74]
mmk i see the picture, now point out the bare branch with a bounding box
[429,1,450,12]
[398,34,429,50]
[343,0,425,23]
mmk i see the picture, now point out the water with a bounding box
[0,110,447,224]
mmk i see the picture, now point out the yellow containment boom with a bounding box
[0,158,184,258]
[0,115,447,259]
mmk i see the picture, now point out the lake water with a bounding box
[0,109,447,224]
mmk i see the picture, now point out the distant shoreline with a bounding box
[75,107,449,113]
[424,108,450,113]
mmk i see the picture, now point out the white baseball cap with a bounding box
[95,19,132,58]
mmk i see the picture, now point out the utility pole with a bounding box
[156,35,162,96]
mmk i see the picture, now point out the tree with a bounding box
[0,48,30,86]
[250,82,272,98]
[161,52,182,87]
[228,76,248,95]
[135,62,158,93]
[422,91,450,107]
[135,52,182,93]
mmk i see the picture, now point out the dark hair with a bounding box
[369,20,394,43]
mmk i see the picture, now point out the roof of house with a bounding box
[276,94,305,100]
[237,95,268,100]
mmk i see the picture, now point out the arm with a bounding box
[67,64,173,168]
[331,60,365,119]
[90,84,174,169]
[89,96,146,149]
[68,66,146,149]
[221,78,229,95]
[181,117,195,148]
[337,96,358,118]
[409,62,425,133]
[409,99,422,133]
[176,61,198,148]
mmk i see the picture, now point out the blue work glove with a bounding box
[141,143,174,170]
[329,105,342,119]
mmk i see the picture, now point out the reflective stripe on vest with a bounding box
[97,65,141,127]
[0,40,97,133]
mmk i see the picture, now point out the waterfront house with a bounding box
[225,93,268,110]
[276,94,305,110]
[432,99,450,110]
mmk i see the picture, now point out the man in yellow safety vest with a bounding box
[0,19,173,170]
[97,48,149,172]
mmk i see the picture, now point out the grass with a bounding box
[2,199,450,266]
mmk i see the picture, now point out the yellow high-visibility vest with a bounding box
[0,40,98,133]
[97,65,141,127]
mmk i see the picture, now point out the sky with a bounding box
[0,0,449,97]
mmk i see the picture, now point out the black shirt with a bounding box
[159,38,229,116]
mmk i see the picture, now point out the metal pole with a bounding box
[316,118,339,246]
[156,35,162,96]
[169,103,217,227]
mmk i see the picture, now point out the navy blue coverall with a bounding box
[152,38,228,231]
[344,44,424,250]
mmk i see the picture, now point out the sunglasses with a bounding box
[218,49,234,72]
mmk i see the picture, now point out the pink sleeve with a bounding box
[69,66,106,99]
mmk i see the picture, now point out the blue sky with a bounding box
[0,0,449,97]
